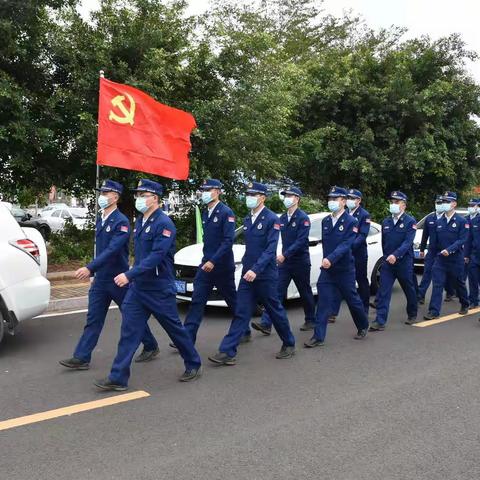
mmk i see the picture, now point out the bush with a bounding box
[48,221,95,265]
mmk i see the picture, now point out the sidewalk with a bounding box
[47,271,90,312]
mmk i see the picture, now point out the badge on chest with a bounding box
[106,225,111,232]
[146,226,151,233]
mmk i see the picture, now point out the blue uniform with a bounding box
[260,208,315,328]
[417,212,456,300]
[428,213,470,316]
[184,201,241,343]
[331,206,371,316]
[375,213,418,325]
[467,214,480,307]
[218,207,295,357]
[313,211,369,341]
[73,209,157,362]
[108,209,201,387]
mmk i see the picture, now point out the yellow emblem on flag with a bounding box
[109,93,135,126]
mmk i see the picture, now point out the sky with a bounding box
[79,0,480,81]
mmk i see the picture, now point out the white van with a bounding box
[0,202,50,345]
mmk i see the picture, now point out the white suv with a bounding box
[0,202,50,345]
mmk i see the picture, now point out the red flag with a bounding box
[97,78,196,180]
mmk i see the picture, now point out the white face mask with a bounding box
[246,196,259,209]
[283,197,295,209]
[201,191,214,205]
[98,195,110,210]
[328,200,341,213]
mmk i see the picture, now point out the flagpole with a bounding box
[93,70,105,261]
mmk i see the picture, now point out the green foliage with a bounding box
[1,0,479,227]
[48,221,94,264]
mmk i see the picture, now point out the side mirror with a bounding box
[22,213,32,221]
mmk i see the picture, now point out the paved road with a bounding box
[1,283,480,480]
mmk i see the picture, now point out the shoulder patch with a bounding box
[466,223,470,229]
[412,224,417,230]
[304,220,310,227]
[228,216,235,222]
[353,226,359,233]
[120,225,129,233]
[274,223,281,230]
[366,218,371,223]
[162,229,172,237]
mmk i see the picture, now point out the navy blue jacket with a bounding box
[279,208,311,265]
[321,210,359,271]
[242,207,281,280]
[429,213,469,264]
[381,213,417,263]
[419,212,442,253]
[350,206,371,256]
[86,209,130,281]
[201,201,235,270]
[466,214,480,264]
[125,209,176,291]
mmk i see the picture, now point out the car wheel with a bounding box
[370,258,383,295]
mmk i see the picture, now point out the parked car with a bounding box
[174,212,384,307]
[39,203,69,217]
[9,205,52,241]
[413,208,468,267]
[41,206,89,232]
[0,203,50,345]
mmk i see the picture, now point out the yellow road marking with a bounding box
[0,390,150,432]
[413,307,480,328]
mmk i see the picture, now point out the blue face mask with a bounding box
[389,203,401,215]
[468,206,478,216]
[135,197,149,213]
[98,195,110,210]
[201,191,214,205]
[443,202,453,213]
[346,199,357,210]
[328,200,341,212]
[283,197,295,209]
[246,196,259,209]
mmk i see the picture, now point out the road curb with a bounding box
[47,271,77,281]
[47,296,88,312]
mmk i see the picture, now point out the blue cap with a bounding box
[200,179,223,190]
[347,188,362,199]
[441,191,457,202]
[132,179,163,196]
[327,186,348,198]
[246,181,268,195]
[390,190,407,201]
[280,186,303,197]
[468,198,480,205]
[96,179,123,195]
[435,195,443,202]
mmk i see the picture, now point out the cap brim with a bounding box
[95,187,121,194]
[246,189,266,195]
[281,190,300,196]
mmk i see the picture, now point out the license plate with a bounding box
[175,280,186,294]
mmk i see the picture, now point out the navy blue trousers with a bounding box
[73,280,157,363]
[109,285,201,386]
[219,278,295,357]
[260,262,315,327]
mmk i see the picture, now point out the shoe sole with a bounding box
[59,361,90,370]
[299,326,314,331]
[354,335,367,340]
[94,383,128,392]
[179,367,203,382]
[251,323,271,335]
[368,327,384,332]
[134,350,160,363]
[208,356,236,366]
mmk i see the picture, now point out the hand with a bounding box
[386,255,397,265]
[465,257,470,264]
[277,254,285,264]
[441,249,449,257]
[114,273,129,287]
[419,251,425,259]
[75,267,91,280]
[322,258,331,269]
[243,270,257,282]
[201,261,215,272]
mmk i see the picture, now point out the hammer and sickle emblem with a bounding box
[109,93,135,126]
